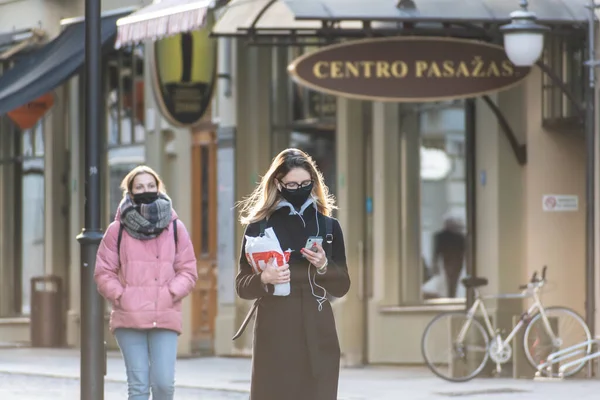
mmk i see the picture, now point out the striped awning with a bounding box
[115,0,214,49]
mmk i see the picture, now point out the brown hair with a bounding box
[237,148,336,225]
[120,165,167,196]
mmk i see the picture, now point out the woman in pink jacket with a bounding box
[94,165,197,400]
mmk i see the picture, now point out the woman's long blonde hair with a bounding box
[238,148,336,225]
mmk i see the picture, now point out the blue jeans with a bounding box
[114,328,178,400]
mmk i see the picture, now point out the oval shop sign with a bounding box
[151,11,217,127]
[287,37,531,102]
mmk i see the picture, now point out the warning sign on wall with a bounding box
[542,195,579,212]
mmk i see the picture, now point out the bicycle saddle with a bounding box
[461,276,488,288]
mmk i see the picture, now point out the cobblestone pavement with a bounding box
[0,372,248,400]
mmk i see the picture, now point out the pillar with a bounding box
[399,108,421,303]
[335,98,366,366]
[367,102,402,361]
[371,102,401,305]
[270,44,291,153]
[214,37,238,356]
[0,115,17,316]
[232,42,272,353]
[67,76,84,346]
[474,87,526,329]
[44,86,69,280]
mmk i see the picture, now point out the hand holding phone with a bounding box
[301,236,327,269]
[304,236,323,253]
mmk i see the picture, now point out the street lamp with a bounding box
[500,0,549,67]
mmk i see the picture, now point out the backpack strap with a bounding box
[117,223,125,259]
[173,219,178,251]
[259,219,267,235]
[317,213,334,257]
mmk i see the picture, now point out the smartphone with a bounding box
[304,236,323,252]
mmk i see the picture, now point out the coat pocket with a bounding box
[157,286,180,311]
[118,286,131,311]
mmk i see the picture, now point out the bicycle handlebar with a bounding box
[519,266,548,290]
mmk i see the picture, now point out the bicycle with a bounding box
[421,266,592,382]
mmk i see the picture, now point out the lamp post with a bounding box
[501,0,597,359]
[76,0,105,395]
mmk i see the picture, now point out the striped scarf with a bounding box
[118,193,172,240]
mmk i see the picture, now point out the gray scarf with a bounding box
[118,193,172,240]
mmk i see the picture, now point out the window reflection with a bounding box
[419,103,467,302]
[106,45,146,148]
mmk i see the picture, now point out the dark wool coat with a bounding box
[236,203,350,400]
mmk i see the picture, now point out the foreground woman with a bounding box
[236,148,351,400]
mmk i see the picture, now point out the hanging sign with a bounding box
[151,10,217,127]
[287,37,531,102]
[7,93,54,130]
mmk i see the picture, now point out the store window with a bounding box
[541,34,585,130]
[105,44,146,222]
[417,102,468,303]
[0,60,46,316]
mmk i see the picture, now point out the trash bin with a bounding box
[30,276,64,348]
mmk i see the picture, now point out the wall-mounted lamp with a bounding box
[500,0,549,67]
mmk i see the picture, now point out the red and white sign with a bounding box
[542,195,579,212]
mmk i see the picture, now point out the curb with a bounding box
[0,370,251,394]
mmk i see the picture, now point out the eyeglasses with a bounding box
[279,180,314,190]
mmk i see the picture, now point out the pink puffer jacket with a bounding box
[94,210,197,334]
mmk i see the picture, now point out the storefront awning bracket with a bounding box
[248,0,278,34]
[482,95,527,165]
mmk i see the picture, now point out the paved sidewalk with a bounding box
[1,348,600,399]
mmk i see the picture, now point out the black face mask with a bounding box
[133,192,159,205]
[280,183,313,209]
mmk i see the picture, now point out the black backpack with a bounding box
[116,219,179,257]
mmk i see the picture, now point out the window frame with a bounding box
[541,33,586,132]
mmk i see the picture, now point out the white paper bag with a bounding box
[245,227,292,296]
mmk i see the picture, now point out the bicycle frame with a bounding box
[457,284,558,350]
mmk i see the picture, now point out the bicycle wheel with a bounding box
[421,312,490,382]
[523,306,592,377]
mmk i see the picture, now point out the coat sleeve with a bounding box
[94,222,125,303]
[235,223,275,300]
[315,218,351,298]
[168,220,198,302]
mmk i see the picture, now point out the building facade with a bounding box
[208,0,600,369]
[0,0,211,355]
[0,0,599,371]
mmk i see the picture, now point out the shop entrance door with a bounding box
[191,129,218,354]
